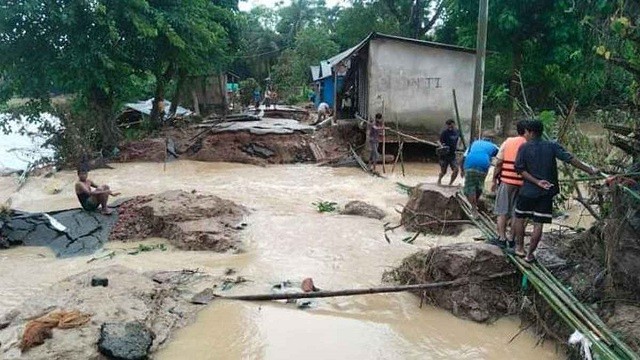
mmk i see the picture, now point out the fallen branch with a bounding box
[210,271,516,302]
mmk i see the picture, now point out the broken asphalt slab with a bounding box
[1,209,117,258]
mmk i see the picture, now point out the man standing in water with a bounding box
[75,167,120,215]
[512,120,598,262]
[461,137,499,212]
[437,119,460,186]
[491,120,528,248]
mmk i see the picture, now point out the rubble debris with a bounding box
[1,209,117,257]
[242,143,275,158]
[191,289,216,305]
[98,321,154,360]
[91,277,109,287]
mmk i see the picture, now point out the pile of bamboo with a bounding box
[455,192,639,360]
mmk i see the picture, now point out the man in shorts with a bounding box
[75,166,120,215]
[491,120,528,248]
[461,138,499,212]
[437,119,460,186]
[513,120,598,262]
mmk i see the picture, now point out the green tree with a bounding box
[0,0,156,151]
[272,26,338,98]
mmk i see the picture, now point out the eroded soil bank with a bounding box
[390,182,640,356]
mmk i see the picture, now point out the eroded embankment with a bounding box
[390,182,640,355]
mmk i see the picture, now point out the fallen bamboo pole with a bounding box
[215,271,516,302]
[383,127,440,147]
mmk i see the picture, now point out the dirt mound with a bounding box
[401,184,468,235]
[602,187,640,300]
[118,139,167,162]
[110,190,247,252]
[0,265,210,359]
[385,243,518,322]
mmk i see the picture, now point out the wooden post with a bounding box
[382,99,386,173]
[452,89,467,150]
[470,0,489,142]
[333,71,338,124]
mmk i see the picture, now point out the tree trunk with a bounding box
[169,68,187,117]
[150,64,175,128]
[89,86,119,154]
[504,45,523,136]
[192,90,200,116]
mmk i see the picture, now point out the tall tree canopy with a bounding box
[0,0,236,151]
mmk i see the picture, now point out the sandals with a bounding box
[524,255,537,264]
[486,238,506,249]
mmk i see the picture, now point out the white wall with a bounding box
[367,38,475,139]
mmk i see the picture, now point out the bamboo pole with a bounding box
[214,272,515,302]
[383,127,440,147]
[382,101,386,174]
[452,89,467,150]
[535,262,640,359]
[457,189,636,360]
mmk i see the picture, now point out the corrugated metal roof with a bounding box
[313,32,477,81]
[370,32,476,54]
[310,66,321,81]
[124,98,192,119]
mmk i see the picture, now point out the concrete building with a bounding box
[311,32,476,142]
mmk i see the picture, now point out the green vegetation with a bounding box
[312,200,339,213]
[1,0,640,161]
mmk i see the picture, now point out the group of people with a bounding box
[253,87,278,109]
[439,119,598,263]
[74,113,598,263]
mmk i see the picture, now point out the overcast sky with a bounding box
[239,0,345,12]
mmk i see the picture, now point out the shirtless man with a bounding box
[75,168,120,215]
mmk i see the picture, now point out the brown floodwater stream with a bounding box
[0,161,563,359]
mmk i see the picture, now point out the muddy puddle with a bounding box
[0,161,562,359]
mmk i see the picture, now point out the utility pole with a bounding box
[470,0,488,142]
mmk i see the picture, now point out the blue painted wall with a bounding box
[315,76,345,108]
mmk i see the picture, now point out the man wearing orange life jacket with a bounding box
[490,120,528,249]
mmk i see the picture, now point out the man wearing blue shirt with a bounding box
[461,138,499,212]
[512,120,598,262]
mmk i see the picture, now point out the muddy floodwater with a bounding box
[0,161,563,359]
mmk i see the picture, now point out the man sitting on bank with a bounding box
[75,166,120,215]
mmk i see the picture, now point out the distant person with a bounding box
[512,120,598,263]
[317,102,332,123]
[490,120,528,248]
[253,88,261,108]
[461,137,499,212]
[437,119,460,186]
[264,88,273,109]
[270,88,278,109]
[75,167,120,215]
[368,113,384,173]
